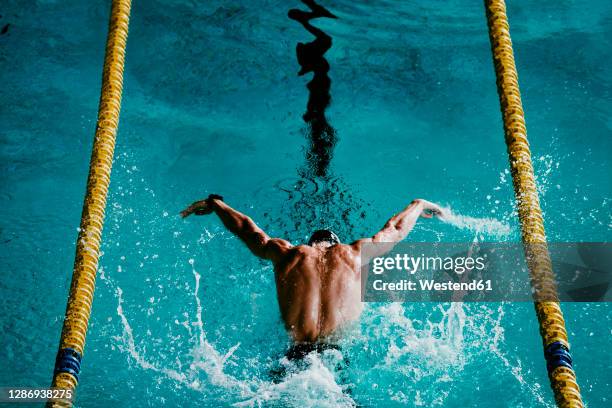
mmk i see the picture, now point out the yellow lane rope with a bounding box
[48,1,131,406]
[484,1,583,407]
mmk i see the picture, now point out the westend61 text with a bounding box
[372,279,493,292]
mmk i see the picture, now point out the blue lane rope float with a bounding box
[545,342,574,373]
[53,348,83,381]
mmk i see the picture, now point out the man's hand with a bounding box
[180,199,212,218]
[415,199,446,219]
[180,194,223,218]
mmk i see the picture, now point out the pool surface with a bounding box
[1,1,611,406]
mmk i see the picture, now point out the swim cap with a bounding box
[308,229,340,246]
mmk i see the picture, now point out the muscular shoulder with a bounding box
[264,238,294,262]
[334,244,361,264]
[278,245,328,266]
[287,244,317,259]
[336,243,361,256]
[273,245,314,278]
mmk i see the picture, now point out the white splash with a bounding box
[113,260,251,396]
[439,207,512,238]
[373,303,466,369]
[487,304,551,407]
[236,354,354,408]
[111,259,354,407]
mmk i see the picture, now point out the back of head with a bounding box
[308,229,340,246]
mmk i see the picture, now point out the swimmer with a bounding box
[181,195,445,347]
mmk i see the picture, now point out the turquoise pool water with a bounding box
[1,1,611,406]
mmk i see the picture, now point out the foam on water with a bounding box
[352,302,468,405]
[236,355,355,408]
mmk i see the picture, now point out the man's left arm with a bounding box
[350,199,445,262]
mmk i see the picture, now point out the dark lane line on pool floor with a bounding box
[289,0,338,178]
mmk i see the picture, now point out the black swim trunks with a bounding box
[285,342,341,361]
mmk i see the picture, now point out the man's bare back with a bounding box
[273,243,362,342]
[181,195,444,344]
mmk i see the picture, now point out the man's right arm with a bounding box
[181,196,292,262]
